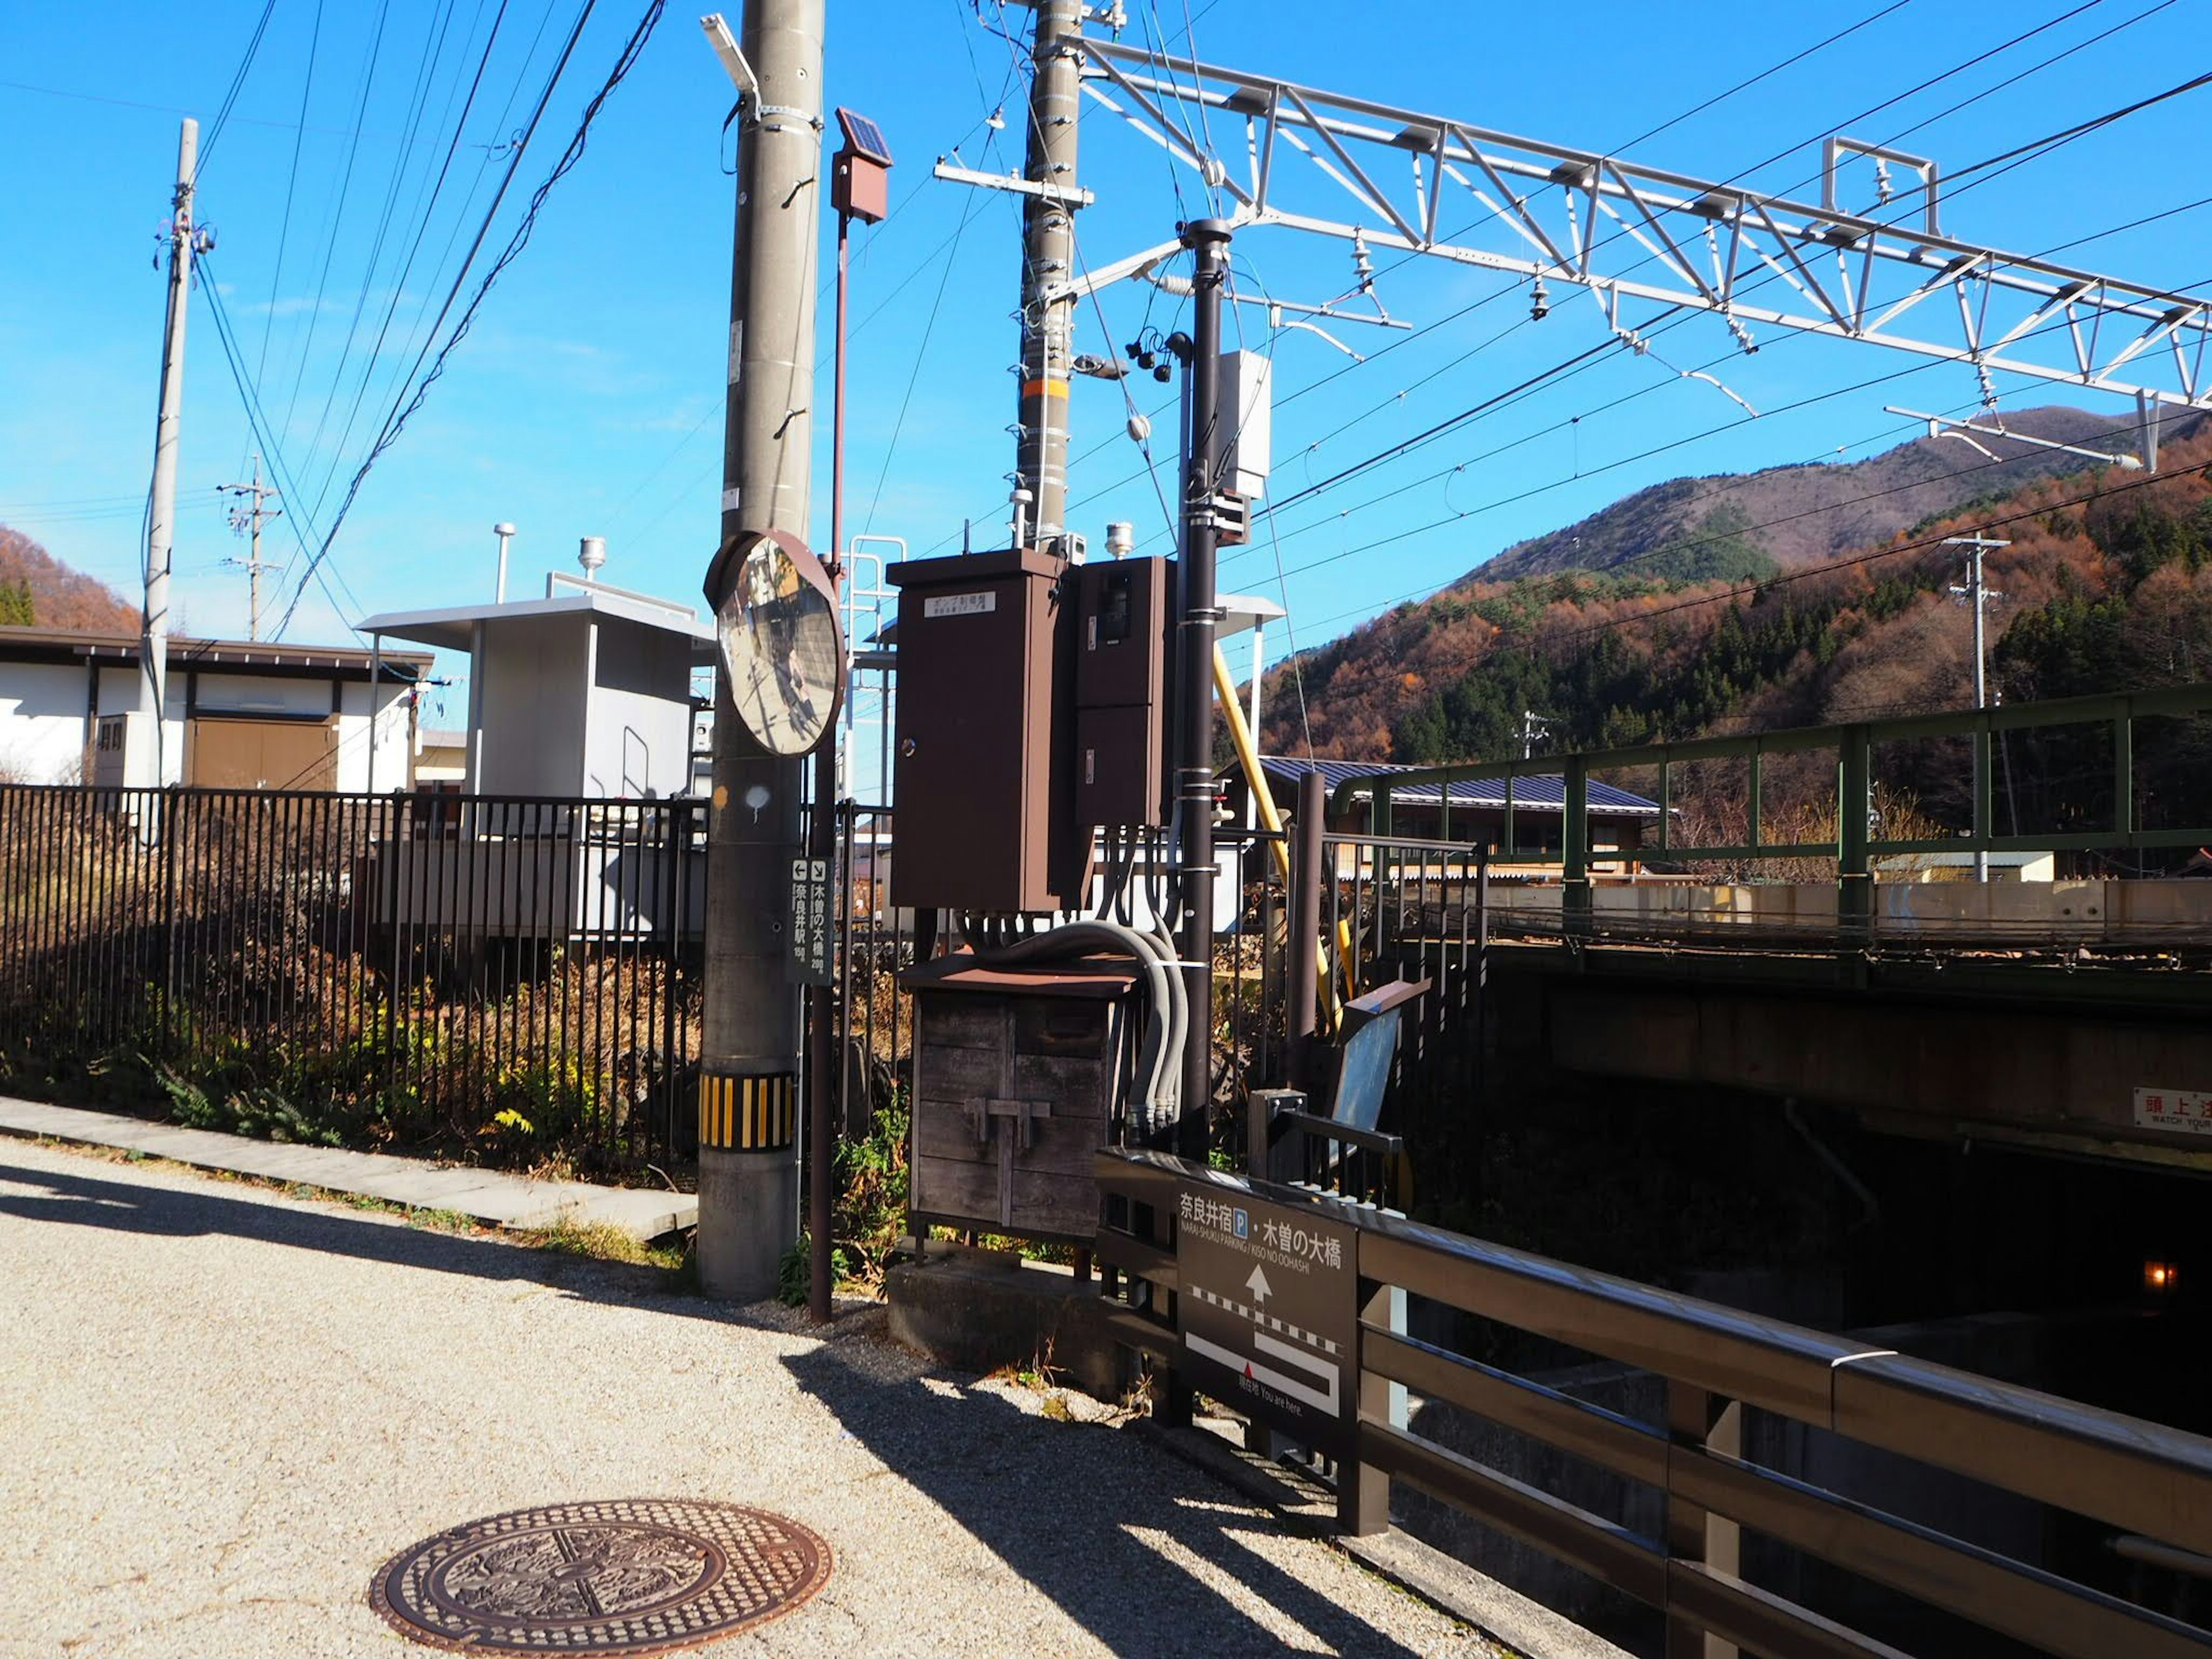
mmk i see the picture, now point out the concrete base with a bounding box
[696,1145,798,1302]
[886,1240,1132,1400]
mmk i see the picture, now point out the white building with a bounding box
[0,626,429,790]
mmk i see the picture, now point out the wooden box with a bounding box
[903,954,1139,1243]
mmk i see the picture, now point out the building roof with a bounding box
[0,626,432,678]
[1255,755,1662,815]
[360,587,714,656]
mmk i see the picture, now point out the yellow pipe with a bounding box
[1212,643,1356,1021]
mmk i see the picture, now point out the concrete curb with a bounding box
[1131,1416,1633,1659]
[0,1096,696,1241]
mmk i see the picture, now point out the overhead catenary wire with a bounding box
[1262,264,2208,603]
[923,0,2078,555]
[1233,82,2212,578]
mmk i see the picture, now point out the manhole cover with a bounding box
[369,1498,831,1655]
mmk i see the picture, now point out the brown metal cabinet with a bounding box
[904,955,1138,1244]
[886,547,1085,913]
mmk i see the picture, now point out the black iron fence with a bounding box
[0,784,702,1173]
[0,782,1482,1192]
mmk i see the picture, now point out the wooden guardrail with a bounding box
[1097,1148,2212,1659]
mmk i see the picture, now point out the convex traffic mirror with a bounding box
[707,527,844,756]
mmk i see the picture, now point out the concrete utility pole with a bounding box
[219,454,282,641]
[1176,219,1233,1154]
[698,1,823,1302]
[1521,709,1551,761]
[143,118,203,786]
[1013,0,1083,545]
[1945,535,2009,884]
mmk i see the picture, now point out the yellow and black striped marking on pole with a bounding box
[698,1072,796,1152]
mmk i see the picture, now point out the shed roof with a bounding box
[359,589,713,656]
[1253,755,1661,816]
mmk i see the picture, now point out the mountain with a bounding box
[1256,414,2212,849]
[1478,406,2155,584]
[0,528,139,632]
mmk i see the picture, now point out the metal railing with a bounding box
[1337,682,2212,934]
[1098,1148,2212,1659]
[0,784,702,1172]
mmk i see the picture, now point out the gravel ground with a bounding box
[0,1138,1490,1658]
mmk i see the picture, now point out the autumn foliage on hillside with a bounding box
[0,528,139,633]
[1260,418,2212,851]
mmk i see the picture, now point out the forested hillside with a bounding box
[1260,416,2212,849]
[0,528,139,632]
[1480,405,2149,581]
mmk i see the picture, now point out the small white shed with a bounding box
[362,574,714,801]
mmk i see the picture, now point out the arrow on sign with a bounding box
[1246,1263,1272,1306]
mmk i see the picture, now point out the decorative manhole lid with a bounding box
[369,1498,831,1655]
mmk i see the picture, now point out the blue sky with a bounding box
[2,0,2208,734]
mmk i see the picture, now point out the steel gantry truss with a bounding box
[1071,38,2212,412]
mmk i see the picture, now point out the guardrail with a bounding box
[1331,683,2212,931]
[1097,1147,2212,1659]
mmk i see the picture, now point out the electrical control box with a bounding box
[903,953,1141,1243]
[1073,556,1173,827]
[887,547,1086,912]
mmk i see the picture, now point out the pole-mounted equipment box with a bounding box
[1073,556,1172,827]
[887,547,1086,912]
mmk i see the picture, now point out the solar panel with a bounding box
[836,107,892,166]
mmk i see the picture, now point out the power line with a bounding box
[255,0,329,388]
[274,0,399,445]
[307,0,559,514]
[199,266,368,638]
[295,0,512,491]
[196,0,281,174]
[275,0,665,639]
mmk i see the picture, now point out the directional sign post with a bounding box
[788,857,833,985]
[1173,1179,1358,1457]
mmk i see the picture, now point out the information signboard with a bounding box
[789,857,833,985]
[1173,1179,1358,1457]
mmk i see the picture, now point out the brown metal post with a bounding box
[1338,1279,1393,1536]
[805,209,856,1324]
[1287,766,1324,1092]
[1176,219,1233,1157]
[1664,1381,1742,1659]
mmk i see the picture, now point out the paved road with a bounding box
[0,1139,1488,1658]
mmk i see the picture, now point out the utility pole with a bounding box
[1520,709,1552,761]
[143,118,208,787]
[219,454,282,641]
[1945,535,2009,884]
[1176,218,1233,1155]
[1013,0,1083,546]
[697,2,823,1302]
